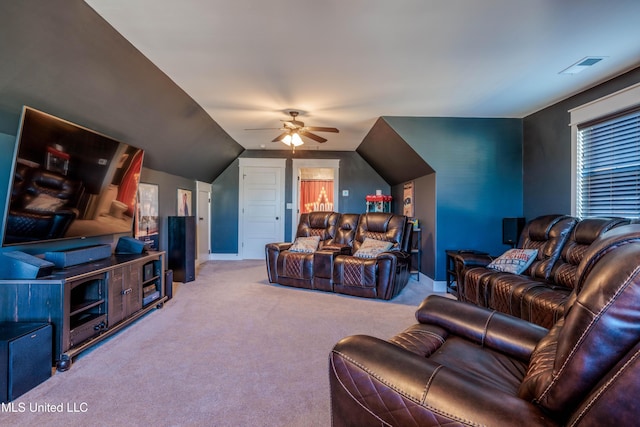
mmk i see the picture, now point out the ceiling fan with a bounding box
[246,111,339,149]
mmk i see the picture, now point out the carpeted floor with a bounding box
[0,260,444,427]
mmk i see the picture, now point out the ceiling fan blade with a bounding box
[305,126,339,133]
[271,132,289,142]
[300,131,327,143]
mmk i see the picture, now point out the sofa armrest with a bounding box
[321,244,352,255]
[450,250,494,268]
[330,335,553,427]
[416,295,548,361]
[265,242,292,283]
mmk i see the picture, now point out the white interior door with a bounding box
[196,181,211,264]
[239,158,285,259]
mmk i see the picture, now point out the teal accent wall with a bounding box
[384,117,523,280]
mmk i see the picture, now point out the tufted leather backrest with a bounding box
[295,212,340,247]
[519,224,640,420]
[352,213,408,253]
[517,214,577,280]
[328,213,359,247]
[551,217,630,290]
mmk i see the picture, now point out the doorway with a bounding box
[238,158,286,259]
[195,181,211,265]
[291,159,340,237]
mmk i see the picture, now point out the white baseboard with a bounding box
[414,273,447,293]
[210,253,241,261]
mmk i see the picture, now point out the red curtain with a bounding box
[300,180,334,213]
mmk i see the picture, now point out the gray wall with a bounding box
[523,66,640,218]
[392,173,436,277]
[0,2,243,183]
[211,150,389,253]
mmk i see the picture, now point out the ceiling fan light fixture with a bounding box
[282,132,303,147]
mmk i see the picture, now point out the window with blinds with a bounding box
[576,107,640,218]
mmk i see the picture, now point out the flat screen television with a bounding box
[1,106,145,246]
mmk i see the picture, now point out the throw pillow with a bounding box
[353,238,393,259]
[487,248,538,274]
[288,236,321,253]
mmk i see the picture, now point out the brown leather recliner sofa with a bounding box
[453,214,629,328]
[330,224,640,426]
[265,211,412,300]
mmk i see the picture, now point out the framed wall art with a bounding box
[135,183,159,250]
[177,188,192,216]
[403,181,414,217]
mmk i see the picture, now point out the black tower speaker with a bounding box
[502,217,526,247]
[0,322,52,403]
[168,216,196,283]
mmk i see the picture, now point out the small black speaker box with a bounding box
[1,252,55,279]
[115,236,147,254]
[44,244,111,268]
[502,217,526,246]
[0,322,52,403]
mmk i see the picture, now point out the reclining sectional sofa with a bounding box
[452,214,630,328]
[265,211,412,300]
[329,223,640,426]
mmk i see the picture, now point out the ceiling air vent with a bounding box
[560,57,607,75]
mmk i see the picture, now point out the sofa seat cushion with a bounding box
[429,336,529,395]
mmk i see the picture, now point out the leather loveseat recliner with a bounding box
[453,214,629,328]
[329,224,640,426]
[266,211,412,300]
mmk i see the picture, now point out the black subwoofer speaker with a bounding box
[0,322,52,403]
[502,217,526,247]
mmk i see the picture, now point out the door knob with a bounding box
[276,217,280,220]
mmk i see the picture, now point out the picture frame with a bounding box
[403,181,414,217]
[135,183,159,250]
[177,188,192,216]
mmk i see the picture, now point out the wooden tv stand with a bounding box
[0,251,167,371]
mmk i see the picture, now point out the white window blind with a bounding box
[576,107,640,218]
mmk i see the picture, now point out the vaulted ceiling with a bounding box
[86,0,640,152]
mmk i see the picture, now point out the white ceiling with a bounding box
[85,0,640,152]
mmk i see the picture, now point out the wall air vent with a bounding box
[560,56,607,75]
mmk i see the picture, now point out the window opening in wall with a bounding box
[576,106,640,218]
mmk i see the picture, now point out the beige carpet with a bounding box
[1,260,443,427]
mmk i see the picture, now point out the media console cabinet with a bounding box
[0,251,167,371]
